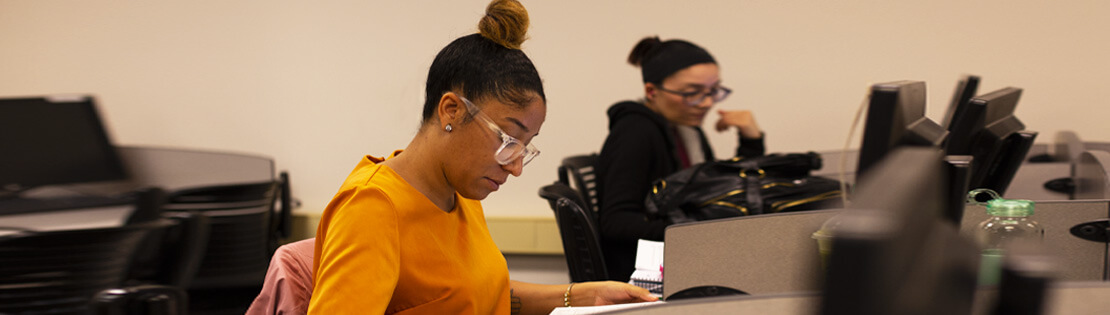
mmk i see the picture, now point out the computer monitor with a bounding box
[941,75,981,130]
[0,95,127,196]
[856,80,949,180]
[820,147,979,315]
[943,87,1031,195]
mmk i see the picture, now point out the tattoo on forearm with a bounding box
[510,289,522,315]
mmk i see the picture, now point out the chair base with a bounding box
[187,286,261,315]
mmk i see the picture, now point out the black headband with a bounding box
[640,40,716,84]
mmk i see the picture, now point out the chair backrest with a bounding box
[538,182,609,282]
[0,219,173,314]
[246,238,316,315]
[558,153,601,214]
[126,187,211,289]
[127,210,211,289]
[165,181,280,290]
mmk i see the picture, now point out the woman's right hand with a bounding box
[715,109,763,139]
[568,281,659,307]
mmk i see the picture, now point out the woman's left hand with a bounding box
[568,281,658,306]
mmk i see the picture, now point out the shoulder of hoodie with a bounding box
[607,100,666,129]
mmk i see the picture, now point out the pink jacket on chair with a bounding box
[246,238,315,315]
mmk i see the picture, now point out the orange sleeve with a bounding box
[309,187,400,314]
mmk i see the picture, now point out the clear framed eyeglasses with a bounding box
[459,96,540,166]
[657,85,732,107]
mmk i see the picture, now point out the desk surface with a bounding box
[602,281,1110,315]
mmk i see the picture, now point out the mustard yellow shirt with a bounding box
[309,152,511,314]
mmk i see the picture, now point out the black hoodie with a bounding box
[596,100,765,282]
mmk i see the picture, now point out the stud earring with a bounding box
[445,124,453,132]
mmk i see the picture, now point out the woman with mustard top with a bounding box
[308,1,656,314]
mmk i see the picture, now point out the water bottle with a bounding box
[970,189,1044,285]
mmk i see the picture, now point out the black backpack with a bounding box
[644,152,844,224]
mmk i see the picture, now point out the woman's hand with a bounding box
[715,109,762,139]
[568,281,658,307]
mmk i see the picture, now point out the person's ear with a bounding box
[437,92,462,129]
[644,82,658,102]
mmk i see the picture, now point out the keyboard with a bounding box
[0,195,133,216]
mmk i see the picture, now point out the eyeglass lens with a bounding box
[686,88,730,106]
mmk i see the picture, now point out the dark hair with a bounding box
[627,36,716,85]
[421,0,546,123]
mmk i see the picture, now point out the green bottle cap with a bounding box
[986,199,1035,217]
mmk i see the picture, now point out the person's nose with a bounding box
[502,156,524,177]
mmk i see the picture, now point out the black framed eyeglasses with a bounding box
[459,96,540,166]
[657,86,732,107]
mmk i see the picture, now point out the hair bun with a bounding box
[479,0,530,50]
[627,36,663,67]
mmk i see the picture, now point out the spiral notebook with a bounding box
[628,239,664,296]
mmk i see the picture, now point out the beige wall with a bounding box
[2,0,1108,218]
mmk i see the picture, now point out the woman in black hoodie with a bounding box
[597,36,766,282]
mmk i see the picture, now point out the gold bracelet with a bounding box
[563,283,575,307]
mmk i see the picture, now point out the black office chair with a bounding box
[0,218,175,314]
[0,186,200,315]
[126,187,211,289]
[539,182,610,282]
[111,147,294,314]
[163,180,281,314]
[558,153,601,214]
